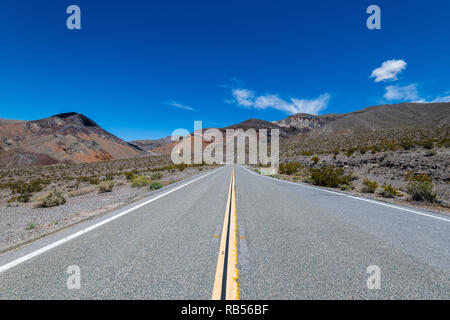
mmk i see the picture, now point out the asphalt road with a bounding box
[0,165,449,299]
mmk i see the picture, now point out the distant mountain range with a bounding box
[129,102,449,158]
[1,102,449,168]
[231,102,450,136]
[0,112,142,169]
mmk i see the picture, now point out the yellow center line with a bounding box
[211,166,239,300]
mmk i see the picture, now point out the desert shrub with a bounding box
[38,190,66,208]
[422,140,434,149]
[18,194,32,203]
[407,181,437,202]
[437,137,450,148]
[359,147,368,155]
[8,179,43,194]
[67,185,96,197]
[124,172,135,180]
[382,141,397,151]
[380,183,399,198]
[88,177,99,185]
[6,179,44,203]
[344,148,356,157]
[404,171,430,183]
[131,176,151,188]
[400,140,414,150]
[149,181,163,190]
[257,163,271,168]
[77,176,90,183]
[308,165,352,188]
[362,178,378,193]
[151,172,163,180]
[278,162,303,175]
[311,155,320,164]
[105,173,114,181]
[405,172,436,202]
[176,163,188,171]
[98,180,115,193]
[25,223,36,231]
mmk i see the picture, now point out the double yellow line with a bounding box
[212,166,239,300]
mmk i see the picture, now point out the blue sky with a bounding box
[0,0,449,140]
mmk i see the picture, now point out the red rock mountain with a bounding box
[0,113,142,168]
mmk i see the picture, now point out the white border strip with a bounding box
[242,166,450,223]
[0,166,225,274]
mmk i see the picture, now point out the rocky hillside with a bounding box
[274,103,450,208]
[307,102,449,137]
[274,113,337,133]
[281,103,450,156]
[131,136,178,152]
[0,113,143,168]
[145,102,450,156]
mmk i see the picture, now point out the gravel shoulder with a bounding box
[0,166,216,254]
[276,147,450,210]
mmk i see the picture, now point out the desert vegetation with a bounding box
[271,122,450,210]
[362,178,378,193]
[265,139,449,210]
[308,165,353,188]
[379,183,400,199]
[280,127,449,158]
[38,189,66,208]
[98,180,115,193]
[0,154,215,207]
[278,161,303,175]
[405,171,437,203]
[0,154,217,253]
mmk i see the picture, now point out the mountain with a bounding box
[224,119,291,137]
[0,112,143,169]
[223,103,449,137]
[131,136,177,152]
[2,102,447,167]
[139,102,450,156]
[274,113,338,133]
[279,102,450,154]
[276,102,450,135]
[305,102,450,137]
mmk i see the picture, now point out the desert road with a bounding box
[0,165,449,299]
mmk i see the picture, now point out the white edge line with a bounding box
[0,166,225,274]
[241,165,450,223]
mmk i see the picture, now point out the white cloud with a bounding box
[291,95,331,115]
[232,89,255,107]
[383,85,450,104]
[371,59,407,82]
[230,88,330,115]
[384,84,419,101]
[413,94,450,103]
[166,100,195,111]
[429,94,450,103]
